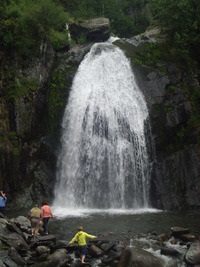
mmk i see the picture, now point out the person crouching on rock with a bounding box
[69,226,97,264]
[28,204,43,236]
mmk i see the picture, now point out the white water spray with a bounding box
[65,23,71,43]
[53,43,152,211]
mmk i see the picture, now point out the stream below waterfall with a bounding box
[50,209,198,267]
[7,209,200,241]
[50,209,200,242]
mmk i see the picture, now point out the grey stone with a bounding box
[185,241,200,265]
[118,246,165,267]
[69,18,110,43]
[8,247,26,266]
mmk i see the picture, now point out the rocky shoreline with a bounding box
[0,213,200,267]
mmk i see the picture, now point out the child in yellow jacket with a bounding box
[69,226,97,263]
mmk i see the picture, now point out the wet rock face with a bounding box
[116,29,200,211]
[0,40,57,207]
[14,41,55,140]
[150,145,200,210]
[124,35,200,211]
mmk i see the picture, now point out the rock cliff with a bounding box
[117,30,200,210]
[0,19,199,211]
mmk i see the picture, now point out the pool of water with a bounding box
[7,208,200,242]
[49,208,200,242]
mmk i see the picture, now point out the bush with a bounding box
[0,0,70,61]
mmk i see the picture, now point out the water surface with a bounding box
[48,209,200,242]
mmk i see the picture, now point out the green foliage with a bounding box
[166,85,177,93]
[131,42,163,68]
[48,70,68,136]
[189,86,200,129]
[8,131,20,155]
[74,33,87,45]
[49,29,68,50]
[0,0,152,58]
[0,131,20,155]
[164,105,173,113]
[150,0,200,68]
[59,0,151,37]
[7,77,39,99]
[0,0,70,62]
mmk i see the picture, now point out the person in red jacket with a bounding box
[41,199,54,235]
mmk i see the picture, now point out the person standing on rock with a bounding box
[0,191,7,215]
[28,204,43,236]
[41,199,54,235]
[69,226,97,264]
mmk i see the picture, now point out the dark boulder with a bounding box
[185,241,200,266]
[118,246,165,267]
[89,244,104,257]
[8,247,26,266]
[69,18,110,43]
[0,232,29,252]
[171,227,189,237]
[160,247,180,257]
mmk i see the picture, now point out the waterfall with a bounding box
[53,42,152,210]
[65,23,71,43]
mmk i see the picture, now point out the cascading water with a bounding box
[53,42,153,211]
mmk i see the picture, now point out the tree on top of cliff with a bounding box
[0,0,70,63]
[59,0,151,37]
[151,0,200,69]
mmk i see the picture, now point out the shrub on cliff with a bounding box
[0,0,70,63]
[151,0,200,68]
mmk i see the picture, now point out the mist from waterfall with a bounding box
[53,42,153,212]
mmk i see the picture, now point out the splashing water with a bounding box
[53,43,152,211]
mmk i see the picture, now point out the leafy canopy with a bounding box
[59,0,151,37]
[0,0,70,60]
[151,0,200,67]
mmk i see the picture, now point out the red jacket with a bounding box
[41,205,54,218]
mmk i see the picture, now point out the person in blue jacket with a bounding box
[0,191,7,215]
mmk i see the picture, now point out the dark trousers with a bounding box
[43,217,50,234]
[0,207,5,215]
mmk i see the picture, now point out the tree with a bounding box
[151,0,200,67]
[0,0,70,62]
[58,0,151,37]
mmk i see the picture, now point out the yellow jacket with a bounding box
[69,231,96,246]
[30,207,42,218]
